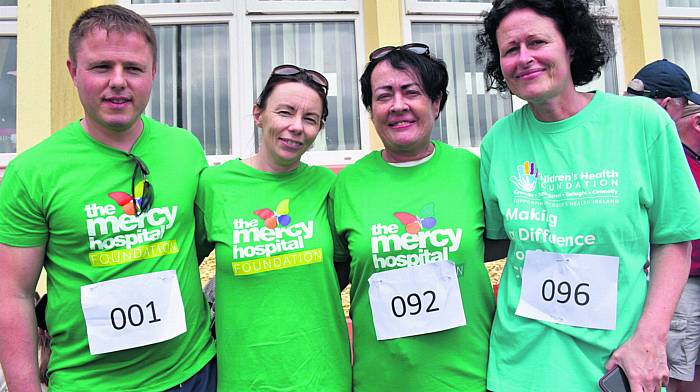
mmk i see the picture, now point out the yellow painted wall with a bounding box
[362,0,404,150]
[618,0,663,84]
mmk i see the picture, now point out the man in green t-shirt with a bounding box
[0,5,215,391]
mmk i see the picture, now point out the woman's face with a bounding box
[369,60,440,159]
[496,8,574,104]
[254,81,323,171]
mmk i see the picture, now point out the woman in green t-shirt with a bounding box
[332,44,495,391]
[476,1,700,391]
[195,65,351,391]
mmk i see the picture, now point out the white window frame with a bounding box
[659,1,700,19]
[403,1,623,154]
[126,0,369,167]
[405,0,617,16]
[246,0,359,15]
[0,15,16,167]
[118,0,235,17]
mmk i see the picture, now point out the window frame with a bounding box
[246,0,360,15]
[0,14,16,167]
[118,0,235,17]
[126,0,369,166]
[402,1,623,154]
[659,1,700,19]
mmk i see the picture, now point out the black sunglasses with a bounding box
[271,64,329,92]
[369,43,430,61]
[129,154,154,216]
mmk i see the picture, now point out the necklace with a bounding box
[683,143,700,163]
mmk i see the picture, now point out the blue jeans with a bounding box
[164,357,217,392]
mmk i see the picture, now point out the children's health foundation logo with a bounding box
[511,160,539,192]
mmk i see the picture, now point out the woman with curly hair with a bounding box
[477,0,700,390]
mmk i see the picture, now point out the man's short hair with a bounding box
[69,5,157,64]
[682,103,700,119]
[627,59,700,105]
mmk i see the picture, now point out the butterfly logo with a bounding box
[254,198,291,229]
[108,180,148,216]
[393,203,437,234]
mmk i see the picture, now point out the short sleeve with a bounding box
[0,162,49,246]
[480,134,507,240]
[645,109,700,244]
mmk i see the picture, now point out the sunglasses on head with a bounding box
[369,43,430,61]
[271,64,329,92]
[129,154,154,217]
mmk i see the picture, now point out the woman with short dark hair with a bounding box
[333,44,495,391]
[476,0,700,390]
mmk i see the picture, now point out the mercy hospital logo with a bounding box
[370,203,462,272]
[511,160,539,192]
[83,186,179,267]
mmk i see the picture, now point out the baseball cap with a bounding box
[626,59,700,105]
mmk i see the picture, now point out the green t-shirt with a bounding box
[196,159,351,391]
[481,91,700,392]
[333,141,495,392]
[0,117,215,391]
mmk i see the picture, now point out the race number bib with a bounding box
[368,260,466,341]
[516,250,619,330]
[81,270,187,355]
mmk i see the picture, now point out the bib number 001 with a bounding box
[81,270,187,355]
[110,301,162,330]
[391,291,440,318]
[541,280,590,306]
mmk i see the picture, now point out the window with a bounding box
[404,0,622,151]
[659,2,700,89]
[0,1,16,164]
[123,0,366,165]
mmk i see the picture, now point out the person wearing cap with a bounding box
[667,103,700,392]
[626,59,700,121]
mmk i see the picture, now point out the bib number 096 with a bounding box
[541,279,590,306]
[110,301,162,330]
[391,290,440,318]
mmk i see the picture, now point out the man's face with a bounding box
[67,28,155,137]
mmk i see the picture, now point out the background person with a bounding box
[195,64,351,391]
[476,0,700,391]
[668,103,700,392]
[626,59,700,122]
[332,43,495,391]
[0,5,215,391]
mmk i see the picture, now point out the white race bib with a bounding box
[515,250,619,330]
[368,260,466,341]
[81,270,187,355]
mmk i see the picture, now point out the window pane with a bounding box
[252,21,361,152]
[575,25,618,95]
[0,36,16,153]
[666,0,700,7]
[661,26,700,91]
[0,0,17,5]
[412,23,512,147]
[147,24,231,155]
[132,0,216,4]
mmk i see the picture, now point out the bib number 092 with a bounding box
[541,279,590,306]
[391,290,440,318]
[110,301,162,330]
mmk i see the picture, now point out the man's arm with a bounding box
[606,241,691,392]
[0,243,45,392]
